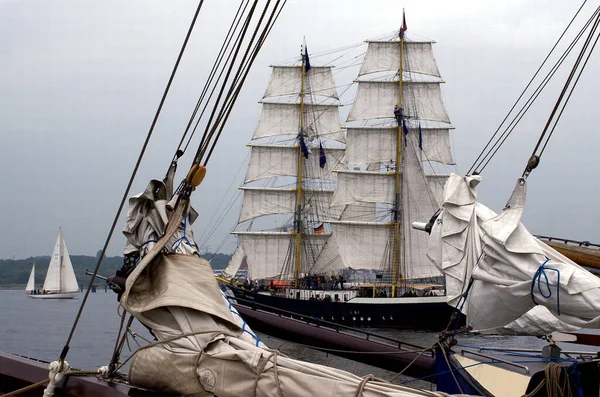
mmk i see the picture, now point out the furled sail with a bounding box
[426,174,600,331]
[121,199,453,396]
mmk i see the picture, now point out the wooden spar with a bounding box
[293,44,307,288]
[542,240,600,270]
[391,31,405,298]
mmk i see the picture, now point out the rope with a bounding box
[467,0,589,175]
[531,258,561,315]
[57,0,206,363]
[2,369,103,397]
[521,362,573,397]
[354,374,375,397]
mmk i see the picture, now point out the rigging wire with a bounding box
[467,0,592,174]
[522,8,600,177]
[476,5,600,174]
[57,0,206,363]
[174,0,250,160]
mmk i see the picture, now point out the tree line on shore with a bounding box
[0,252,231,287]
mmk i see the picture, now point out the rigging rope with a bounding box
[57,0,206,364]
[467,1,595,175]
[522,7,600,178]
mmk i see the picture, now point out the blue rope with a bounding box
[224,294,261,347]
[172,214,195,251]
[140,239,157,248]
[531,258,561,315]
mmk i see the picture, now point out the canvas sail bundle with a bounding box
[426,174,600,332]
[121,194,455,397]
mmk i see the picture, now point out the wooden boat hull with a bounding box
[543,240,600,270]
[229,286,463,330]
[435,346,600,396]
[0,351,163,396]
[27,292,78,299]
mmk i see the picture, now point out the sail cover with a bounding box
[426,174,600,332]
[121,197,449,397]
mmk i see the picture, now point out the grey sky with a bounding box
[1,0,599,259]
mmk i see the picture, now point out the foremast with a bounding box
[231,45,345,283]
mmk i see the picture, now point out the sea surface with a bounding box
[1,289,594,391]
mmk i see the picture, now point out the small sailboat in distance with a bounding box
[24,263,35,294]
[28,228,79,299]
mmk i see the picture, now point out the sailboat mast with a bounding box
[392,21,406,298]
[294,44,307,288]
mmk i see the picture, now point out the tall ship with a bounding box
[224,25,461,329]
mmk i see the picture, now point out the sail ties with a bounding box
[531,258,561,315]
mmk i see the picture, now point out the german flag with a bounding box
[313,224,325,234]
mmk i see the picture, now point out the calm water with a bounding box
[1,289,585,389]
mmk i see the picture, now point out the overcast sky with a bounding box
[1,0,599,259]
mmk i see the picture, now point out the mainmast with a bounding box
[391,13,407,298]
[294,42,308,288]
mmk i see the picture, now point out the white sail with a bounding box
[43,230,63,292]
[346,81,450,124]
[264,66,339,99]
[221,245,245,280]
[427,174,600,332]
[344,127,453,165]
[235,232,293,279]
[340,203,377,222]
[235,231,330,279]
[244,144,344,183]
[331,171,395,207]
[238,187,339,223]
[252,103,344,142]
[401,144,444,279]
[359,41,441,77]
[330,221,390,270]
[59,237,79,293]
[311,236,346,273]
[25,264,35,291]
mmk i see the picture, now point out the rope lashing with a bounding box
[224,293,261,346]
[531,258,561,315]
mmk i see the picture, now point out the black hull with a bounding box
[234,304,436,380]
[229,286,464,330]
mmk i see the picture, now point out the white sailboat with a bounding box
[24,264,35,294]
[28,228,79,299]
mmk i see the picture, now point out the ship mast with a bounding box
[294,42,307,288]
[392,13,407,298]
